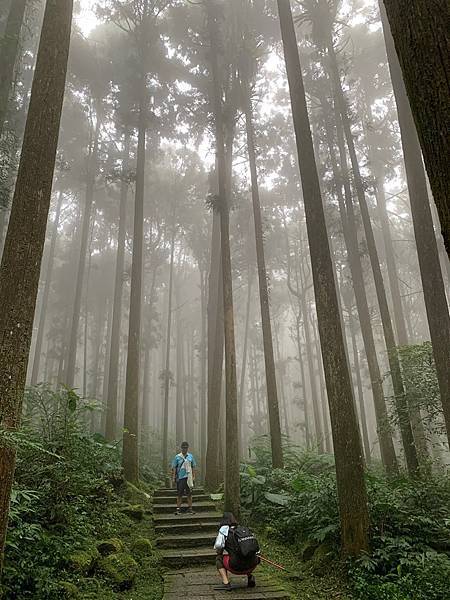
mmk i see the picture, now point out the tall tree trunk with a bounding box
[312,317,332,453]
[238,268,252,455]
[0,0,72,570]
[277,0,369,555]
[175,282,184,444]
[382,0,450,256]
[122,87,146,484]
[65,109,101,388]
[380,1,450,446]
[0,0,27,135]
[242,79,284,468]
[207,0,240,517]
[105,131,130,441]
[162,226,176,476]
[199,267,207,473]
[30,189,63,385]
[326,40,419,474]
[322,97,398,474]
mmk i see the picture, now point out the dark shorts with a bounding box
[216,553,260,575]
[176,478,191,497]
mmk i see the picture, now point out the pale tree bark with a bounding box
[205,207,224,490]
[238,269,252,456]
[380,1,450,448]
[122,84,146,484]
[0,0,27,135]
[382,0,450,257]
[207,0,240,517]
[162,225,176,476]
[242,78,284,468]
[0,0,73,570]
[277,0,369,555]
[65,108,101,388]
[30,189,64,385]
[105,131,130,441]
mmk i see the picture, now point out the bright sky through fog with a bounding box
[76,1,98,35]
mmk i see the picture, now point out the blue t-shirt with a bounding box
[171,452,196,480]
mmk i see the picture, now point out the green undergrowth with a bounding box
[242,439,450,600]
[1,386,164,600]
[254,530,352,600]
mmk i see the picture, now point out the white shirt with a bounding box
[214,525,229,552]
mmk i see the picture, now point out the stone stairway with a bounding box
[154,487,291,599]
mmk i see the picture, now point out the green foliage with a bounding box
[241,441,450,600]
[1,386,127,599]
[398,342,444,436]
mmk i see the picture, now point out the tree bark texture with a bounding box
[0,0,73,570]
[380,0,450,448]
[207,0,240,517]
[122,89,146,484]
[277,0,369,555]
[382,0,450,257]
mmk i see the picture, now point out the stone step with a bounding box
[154,487,205,497]
[154,501,217,514]
[153,511,222,527]
[153,493,211,504]
[155,521,219,536]
[161,546,217,567]
[164,592,290,599]
[157,532,216,549]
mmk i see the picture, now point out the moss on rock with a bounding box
[67,548,100,574]
[97,537,124,556]
[124,482,151,505]
[131,537,154,556]
[97,552,138,589]
[120,504,144,520]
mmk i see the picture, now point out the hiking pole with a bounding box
[260,555,287,571]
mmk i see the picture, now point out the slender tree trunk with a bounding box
[348,311,372,463]
[239,268,252,455]
[0,0,72,570]
[327,40,419,474]
[66,109,101,388]
[105,131,130,441]
[199,267,207,474]
[207,0,240,517]
[122,87,146,484]
[312,318,332,453]
[382,0,450,256]
[0,0,27,135]
[30,189,63,385]
[162,226,176,476]
[242,79,284,468]
[175,282,184,444]
[205,202,224,490]
[323,98,398,474]
[380,1,450,446]
[277,0,369,555]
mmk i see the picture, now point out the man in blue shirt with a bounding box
[171,441,197,514]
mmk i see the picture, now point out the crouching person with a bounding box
[214,512,260,591]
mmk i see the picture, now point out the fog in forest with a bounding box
[0,1,449,598]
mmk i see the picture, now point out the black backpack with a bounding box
[225,525,260,560]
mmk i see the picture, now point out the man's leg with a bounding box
[215,554,231,588]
